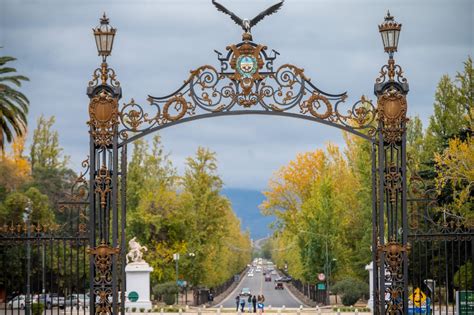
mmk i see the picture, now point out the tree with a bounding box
[261,139,372,283]
[0,56,29,152]
[0,136,30,199]
[28,115,74,208]
[434,136,474,225]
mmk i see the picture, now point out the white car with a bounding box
[7,295,26,309]
[247,272,254,277]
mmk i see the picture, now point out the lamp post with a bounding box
[93,13,117,63]
[378,11,401,59]
[173,253,180,304]
[375,11,410,314]
[23,200,32,315]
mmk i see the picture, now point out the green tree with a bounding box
[28,115,74,208]
[0,56,29,152]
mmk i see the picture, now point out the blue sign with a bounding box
[408,297,431,315]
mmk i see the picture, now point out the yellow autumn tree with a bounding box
[435,136,474,225]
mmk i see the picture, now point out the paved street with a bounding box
[216,270,304,309]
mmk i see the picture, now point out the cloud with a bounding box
[2,0,472,189]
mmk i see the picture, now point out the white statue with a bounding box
[126,237,148,263]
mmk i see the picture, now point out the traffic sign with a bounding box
[128,291,139,302]
[317,273,326,281]
[317,283,326,290]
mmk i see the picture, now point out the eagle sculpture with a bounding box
[212,0,284,34]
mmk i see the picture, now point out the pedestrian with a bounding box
[247,295,252,312]
[257,295,265,314]
[252,295,257,313]
[240,296,246,312]
[235,295,240,311]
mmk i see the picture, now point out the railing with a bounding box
[194,266,248,305]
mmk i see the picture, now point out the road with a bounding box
[216,270,304,309]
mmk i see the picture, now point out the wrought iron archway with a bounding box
[84,10,411,315]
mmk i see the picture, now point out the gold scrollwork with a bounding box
[385,162,402,204]
[89,62,120,88]
[88,90,119,147]
[377,239,411,275]
[377,87,408,144]
[95,165,111,211]
[162,94,195,122]
[300,93,333,119]
[88,241,120,284]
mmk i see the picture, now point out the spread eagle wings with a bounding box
[250,1,284,28]
[212,0,284,29]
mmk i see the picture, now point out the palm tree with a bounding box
[0,56,29,153]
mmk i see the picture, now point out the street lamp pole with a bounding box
[173,253,180,304]
[23,200,32,315]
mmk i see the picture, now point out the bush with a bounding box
[454,261,473,289]
[332,277,369,306]
[163,294,175,306]
[153,281,178,305]
[32,303,44,315]
[139,308,145,313]
[131,307,137,312]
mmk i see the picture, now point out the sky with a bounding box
[1,0,472,190]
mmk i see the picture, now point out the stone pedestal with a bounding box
[125,262,153,310]
[365,261,374,311]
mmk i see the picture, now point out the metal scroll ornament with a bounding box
[88,90,119,147]
[378,240,411,275]
[88,242,120,315]
[377,87,408,144]
[118,40,377,141]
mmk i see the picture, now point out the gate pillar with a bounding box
[86,14,123,315]
[373,12,410,315]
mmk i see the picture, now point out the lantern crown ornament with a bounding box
[378,11,402,56]
[93,13,117,62]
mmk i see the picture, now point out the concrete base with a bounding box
[125,262,153,310]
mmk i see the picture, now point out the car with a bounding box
[7,295,26,309]
[271,270,277,275]
[38,293,65,309]
[281,276,292,282]
[265,275,271,282]
[275,282,284,290]
[240,288,251,296]
[247,272,254,277]
[64,293,90,308]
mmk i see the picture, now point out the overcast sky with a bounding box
[1,0,472,190]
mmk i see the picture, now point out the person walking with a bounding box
[252,295,257,313]
[257,295,265,314]
[235,295,240,311]
[240,296,246,312]
[247,295,252,312]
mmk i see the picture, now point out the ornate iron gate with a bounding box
[407,179,474,314]
[84,10,412,314]
[0,193,89,315]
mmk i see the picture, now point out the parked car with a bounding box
[7,295,26,309]
[64,293,90,308]
[240,288,251,296]
[38,293,65,309]
[275,282,284,290]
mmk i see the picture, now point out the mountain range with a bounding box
[221,188,275,240]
